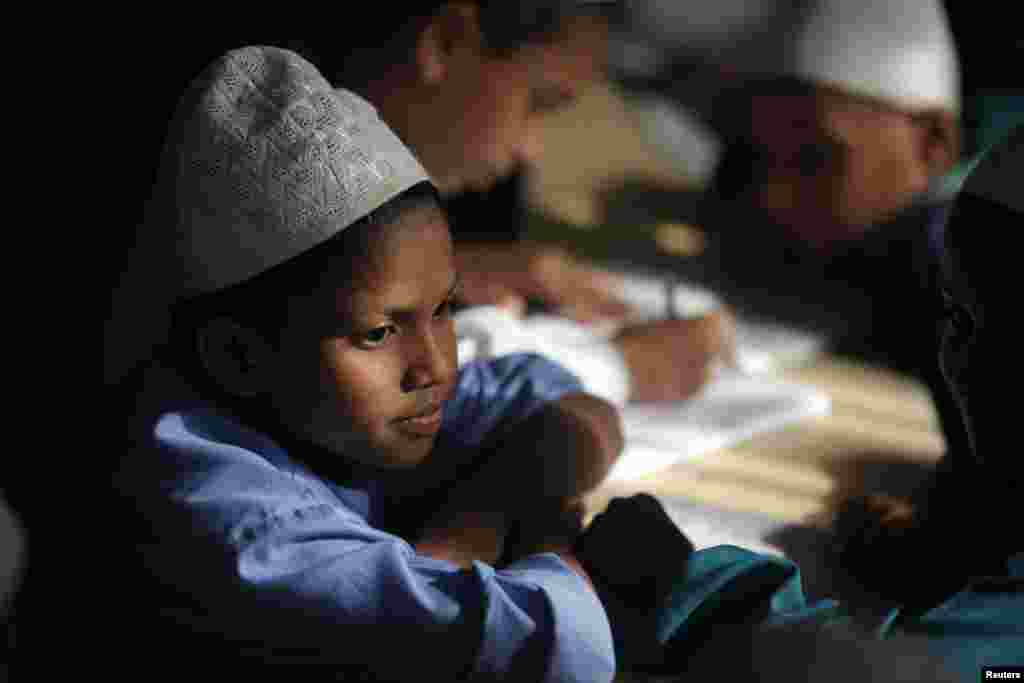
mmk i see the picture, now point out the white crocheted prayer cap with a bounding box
[163,46,431,297]
[791,0,959,112]
[628,0,960,112]
[960,126,1023,214]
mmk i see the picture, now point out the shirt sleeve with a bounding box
[455,307,632,407]
[439,352,588,452]
[123,408,615,682]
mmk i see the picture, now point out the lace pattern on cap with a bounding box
[167,46,430,296]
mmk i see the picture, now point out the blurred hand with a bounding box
[453,241,631,322]
[612,310,731,402]
[831,492,979,607]
[415,507,507,568]
[575,494,694,608]
[575,494,694,671]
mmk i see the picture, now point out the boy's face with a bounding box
[270,203,459,469]
[419,13,606,194]
[733,86,936,250]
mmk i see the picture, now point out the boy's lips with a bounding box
[394,404,444,437]
[403,402,444,420]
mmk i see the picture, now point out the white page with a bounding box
[608,371,831,482]
[611,270,827,374]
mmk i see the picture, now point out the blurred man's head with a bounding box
[713,78,958,249]
[629,0,961,250]
[302,2,614,196]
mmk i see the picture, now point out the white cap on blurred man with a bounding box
[626,0,959,112]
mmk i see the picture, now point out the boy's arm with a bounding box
[125,408,617,682]
[484,391,623,501]
[415,392,622,572]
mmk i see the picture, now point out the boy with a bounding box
[584,127,1023,680]
[620,0,1020,584]
[106,7,730,406]
[110,46,623,681]
[288,3,730,405]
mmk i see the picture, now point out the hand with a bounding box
[831,493,973,607]
[575,494,694,608]
[502,500,595,588]
[453,241,631,323]
[415,507,508,568]
[612,310,730,402]
[575,495,695,672]
[502,500,585,562]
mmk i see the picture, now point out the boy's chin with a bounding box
[369,435,439,470]
[311,432,437,471]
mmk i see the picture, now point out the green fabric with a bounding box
[939,93,1024,197]
[653,546,1023,678]
[893,553,1024,679]
[654,545,846,648]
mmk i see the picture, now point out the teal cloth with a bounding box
[938,93,1024,197]
[651,546,1023,679]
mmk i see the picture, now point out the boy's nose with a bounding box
[401,328,454,393]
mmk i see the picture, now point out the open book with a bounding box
[604,270,831,481]
[613,269,827,375]
[455,268,831,484]
[609,372,831,482]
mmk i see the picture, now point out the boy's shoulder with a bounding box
[122,360,328,488]
[122,377,377,526]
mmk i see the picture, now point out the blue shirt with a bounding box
[115,353,615,682]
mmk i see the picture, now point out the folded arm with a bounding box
[121,409,616,682]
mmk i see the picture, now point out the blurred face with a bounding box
[269,203,459,468]
[422,14,606,194]
[736,86,933,250]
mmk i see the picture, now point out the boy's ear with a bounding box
[415,2,484,85]
[914,109,960,177]
[196,318,275,398]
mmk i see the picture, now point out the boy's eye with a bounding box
[358,326,395,348]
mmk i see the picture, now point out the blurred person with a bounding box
[106,10,730,408]
[576,127,1023,681]
[614,0,1022,582]
[295,2,632,319]
[619,0,965,347]
[833,125,1024,607]
[291,4,736,406]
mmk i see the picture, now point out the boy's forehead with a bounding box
[329,211,454,309]
[335,268,458,320]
